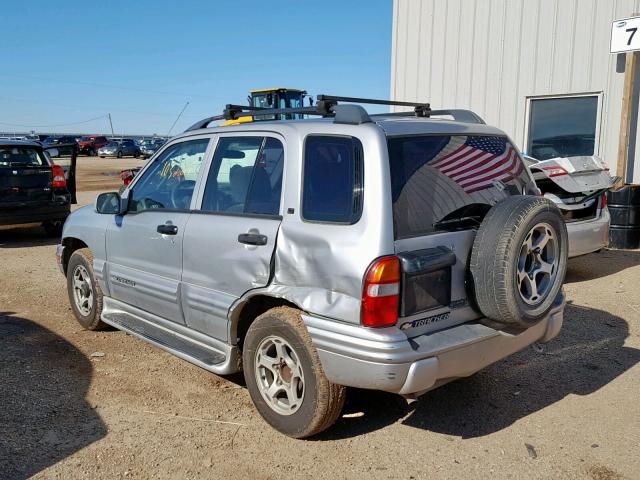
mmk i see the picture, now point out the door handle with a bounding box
[157,224,178,235]
[238,233,268,246]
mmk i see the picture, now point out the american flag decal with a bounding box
[429,136,523,193]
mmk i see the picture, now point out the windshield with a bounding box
[387,135,536,239]
[0,146,46,167]
[79,136,94,142]
[105,142,120,148]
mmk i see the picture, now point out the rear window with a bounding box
[302,135,364,224]
[0,146,46,167]
[387,135,535,239]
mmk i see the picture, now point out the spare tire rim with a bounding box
[72,265,93,316]
[517,222,559,306]
[254,335,305,416]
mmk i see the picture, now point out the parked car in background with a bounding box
[43,135,78,147]
[78,135,109,156]
[57,98,568,438]
[139,139,165,158]
[0,140,76,235]
[524,154,615,257]
[97,139,141,158]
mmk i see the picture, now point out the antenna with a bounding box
[108,113,115,137]
[167,102,189,137]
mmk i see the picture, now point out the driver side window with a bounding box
[130,138,209,212]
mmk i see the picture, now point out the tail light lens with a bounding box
[361,256,400,328]
[51,164,67,188]
[601,192,608,210]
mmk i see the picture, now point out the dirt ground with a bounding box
[1,157,639,479]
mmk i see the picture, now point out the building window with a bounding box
[526,95,600,160]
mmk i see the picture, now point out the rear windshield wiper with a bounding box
[433,215,482,231]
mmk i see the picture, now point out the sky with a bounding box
[0,1,392,136]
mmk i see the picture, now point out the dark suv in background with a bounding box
[0,140,76,235]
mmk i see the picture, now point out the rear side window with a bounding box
[302,136,364,223]
[201,136,284,216]
[387,135,535,239]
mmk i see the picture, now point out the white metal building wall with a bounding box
[390,0,640,182]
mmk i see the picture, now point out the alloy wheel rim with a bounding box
[516,222,559,306]
[254,335,305,416]
[72,265,93,316]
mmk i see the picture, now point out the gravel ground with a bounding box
[1,158,639,479]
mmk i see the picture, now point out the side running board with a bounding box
[101,298,240,375]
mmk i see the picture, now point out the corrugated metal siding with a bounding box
[391,0,640,182]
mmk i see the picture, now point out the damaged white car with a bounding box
[524,155,616,258]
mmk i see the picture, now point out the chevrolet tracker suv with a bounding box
[57,96,568,438]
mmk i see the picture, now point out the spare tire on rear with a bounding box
[470,196,568,328]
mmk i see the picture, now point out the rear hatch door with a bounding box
[45,143,77,203]
[0,145,53,207]
[387,134,538,336]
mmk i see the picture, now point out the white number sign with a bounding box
[611,16,640,54]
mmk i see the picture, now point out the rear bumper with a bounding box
[566,208,610,258]
[0,203,70,226]
[303,291,565,397]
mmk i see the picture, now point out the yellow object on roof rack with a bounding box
[222,88,310,126]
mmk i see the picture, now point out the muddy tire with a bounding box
[470,196,568,327]
[67,248,107,331]
[243,307,346,438]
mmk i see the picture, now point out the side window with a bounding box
[201,136,284,216]
[302,135,363,223]
[130,138,209,212]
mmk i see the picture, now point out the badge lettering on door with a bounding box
[113,275,136,287]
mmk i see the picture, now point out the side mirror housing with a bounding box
[95,192,127,215]
[46,148,60,158]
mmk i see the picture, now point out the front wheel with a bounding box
[116,151,123,158]
[66,248,107,330]
[243,307,346,438]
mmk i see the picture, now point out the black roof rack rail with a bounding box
[317,94,431,117]
[371,108,486,125]
[185,114,227,132]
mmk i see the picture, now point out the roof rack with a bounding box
[184,94,484,132]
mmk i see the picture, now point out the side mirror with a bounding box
[95,192,127,215]
[47,148,60,158]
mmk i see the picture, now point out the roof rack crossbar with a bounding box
[226,105,327,120]
[317,94,429,108]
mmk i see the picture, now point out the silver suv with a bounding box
[57,97,568,438]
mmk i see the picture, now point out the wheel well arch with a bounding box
[230,295,300,350]
[61,237,88,275]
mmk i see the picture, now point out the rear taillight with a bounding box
[541,166,569,177]
[601,192,608,210]
[52,164,67,188]
[361,256,400,328]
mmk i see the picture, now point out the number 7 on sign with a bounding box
[627,27,638,46]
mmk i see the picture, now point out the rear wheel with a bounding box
[243,307,346,438]
[470,196,568,327]
[67,248,107,330]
